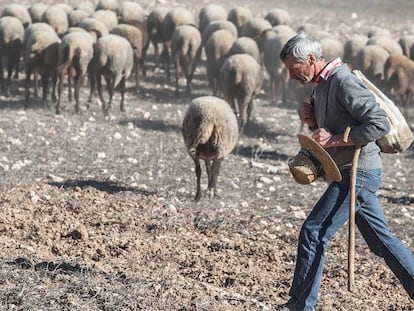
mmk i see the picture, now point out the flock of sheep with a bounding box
[0,0,413,200]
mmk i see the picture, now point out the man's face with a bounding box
[283,54,315,85]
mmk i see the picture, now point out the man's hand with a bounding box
[298,101,317,129]
[312,127,354,148]
[311,128,333,146]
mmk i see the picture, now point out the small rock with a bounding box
[113,132,122,140]
[48,174,64,183]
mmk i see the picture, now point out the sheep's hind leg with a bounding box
[208,159,222,199]
[194,158,202,201]
[119,77,126,112]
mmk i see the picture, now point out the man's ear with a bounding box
[308,54,316,65]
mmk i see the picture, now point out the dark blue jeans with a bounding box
[287,169,414,310]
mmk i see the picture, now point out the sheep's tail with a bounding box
[181,38,190,57]
[59,45,81,77]
[188,122,215,158]
[230,66,243,86]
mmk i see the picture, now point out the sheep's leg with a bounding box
[97,73,106,112]
[24,66,32,108]
[237,96,251,134]
[270,74,276,105]
[402,91,412,120]
[209,159,222,198]
[41,73,50,109]
[104,74,115,113]
[205,160,213,199]
[56,71,65,114]
[174,55,180,96]
[141,40,149,76]
[186,47,202,94]
[224,94,237,116]
[165,43,171,82]
[119,76,126,112]
[13,55,20,79]
[274,75,283,105]
[184,62,192,95]
[154,42,160,68]
[246,97,254,128]
[133,56,140,95]
[194,157,202,201]
[67,74,73,102]
[87,71,96,105]
[34,69,40,98]
[51,71,58,104]
[74,73,86,113]
[280,70,291,106]
[7,54,19,96]
[0,59,4,94]
[160,44,168,70]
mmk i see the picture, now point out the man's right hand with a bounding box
[298,101,317,130]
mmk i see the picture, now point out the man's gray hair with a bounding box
[280,32,323,62]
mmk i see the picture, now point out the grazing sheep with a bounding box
[353,44,390,87]
[367,35,403,56]
[224,36,261,65]
[161,7,196,81]
[205,29,235,95]
[321,37,344,61]
[118,2,146,25]
[1,4,32,29]
[264,8,291,26]
[296,23,318,35]
[182,95,239,200]
[343,34,369,69]
[171,25,202,95]
[54,3,73,15]
[28,4,49,24]
[383,54,414,119]
[78,17,109,41]
[198,4,227,35]
[201,20,238,47]
[23,23,56,98]
[227,6,252,36]
[239,17,272,43]
[68,9,90,27]
[111,23,148,93]
[263,32,294,105]
[95,0,120,13]
[272,25,296,36]
[41,4,69,37]
[219,53,264,132]
[297,24,333,41]
[89,34,133,113]
[0,16,25,95]
[367,27,392,38]
[257,28,278,54]
[24,27,61,109]
[65,27,89,35]
[310,30,334,41]
[23,23,56,52]
[92,9,118,32]
[56,31,94,114]
[75,2,95,15]
[146,7,169,68]
[398,35,414,59]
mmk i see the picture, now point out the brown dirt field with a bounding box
[0,0,413,310]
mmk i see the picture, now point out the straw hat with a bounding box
[288,134,342,184]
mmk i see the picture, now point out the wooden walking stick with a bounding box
[343,126,361,292]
